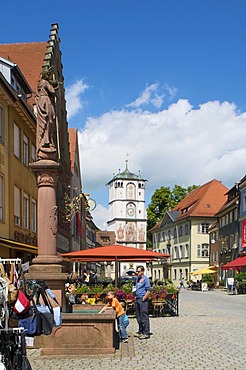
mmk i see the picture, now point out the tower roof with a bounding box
[107,160,147,184]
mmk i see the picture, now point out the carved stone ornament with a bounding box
[50,206,58,236]
[37,173,57,187]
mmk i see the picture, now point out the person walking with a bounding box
[179,277,186,290]
[134,265,151,340]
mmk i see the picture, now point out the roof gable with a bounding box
[173,179,228,220]
[160,210,179,228]
[0,42,47,106]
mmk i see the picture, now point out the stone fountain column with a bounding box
[27,69,68,309]
[30,160,61,265]
[28,159,68,309]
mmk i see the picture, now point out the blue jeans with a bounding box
[118,313,128,339]
[135,298,150,335]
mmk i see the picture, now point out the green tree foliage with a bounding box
[147,186,172,232]
[146,184,198,249]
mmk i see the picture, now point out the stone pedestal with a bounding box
[32,311,118,355]
[28,159,68,310]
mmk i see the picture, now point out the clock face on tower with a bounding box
[127,207,135,216]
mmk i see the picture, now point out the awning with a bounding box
[61,245,169,286]
[0,237,38,254]
[190,266,218,275]
[221,256,246,270]
[61,245,169,261]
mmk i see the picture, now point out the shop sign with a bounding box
[242,221,246,248]
[14,231,37,246]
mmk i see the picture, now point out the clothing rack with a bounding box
[0,258,23,331]
[0,327,24,333]
[0,258,22,264]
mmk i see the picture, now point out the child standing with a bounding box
[120,301,129,334]
[99,291,128,343]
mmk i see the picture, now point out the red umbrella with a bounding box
[61,244,168,260]
[61,245,169,286]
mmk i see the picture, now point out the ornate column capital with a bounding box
[37,172,59,187]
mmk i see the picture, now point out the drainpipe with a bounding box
[187,218,192,276]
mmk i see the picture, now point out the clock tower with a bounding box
[107,160,147,253]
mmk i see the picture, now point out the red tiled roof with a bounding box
[148,221,161,233]
[0,42,47,107]
[68,128,77,173]
[173,179,228,220]
[215,195,239,216]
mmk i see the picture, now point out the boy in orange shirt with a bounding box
[99,291,128,343]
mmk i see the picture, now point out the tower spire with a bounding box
[125,152,129,170]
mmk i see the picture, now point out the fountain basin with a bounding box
[33,308,118,356]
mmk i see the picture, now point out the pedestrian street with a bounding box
[28,289,246,370]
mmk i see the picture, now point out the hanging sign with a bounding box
[242,221,246,248]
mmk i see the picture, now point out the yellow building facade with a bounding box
[0,62,38,260]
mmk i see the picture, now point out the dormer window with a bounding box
[0,57,30,100]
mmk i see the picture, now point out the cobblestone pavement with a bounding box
[27,289,246,370]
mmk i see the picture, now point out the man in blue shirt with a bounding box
[134,265,151,339]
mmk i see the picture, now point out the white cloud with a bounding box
[79,98,246,193]
[77,88,246,228]
[65,79,89,119]
[91,204,109,231]
[127,82,177,109]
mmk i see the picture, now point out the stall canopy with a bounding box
[221,256,246,270]
[61,245,169,286]
[61,245,169,262]
[190,266,218,276]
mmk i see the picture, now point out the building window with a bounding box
[168,230,171,239]
[31,199,37,232]
[243,196,246,212]
[185,244,189,258]
[23,134,29,166]
[198,223,210,233]
[197,243,209,257]
[185,224,189,235]
[73,223,78,242]
[114,181,123,188]
[31,143,36,163]
[14,123,21,158]
[14,186,21,226]
[23,193,29,229]
[174,246,179,260]
[174,269,177,280]
[179,226,183,236]
[0,174,4,220]
[0,105,3,142]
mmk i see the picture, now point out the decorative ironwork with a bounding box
[64,187,96,222]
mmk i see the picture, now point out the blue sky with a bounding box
[1,1,246,229]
